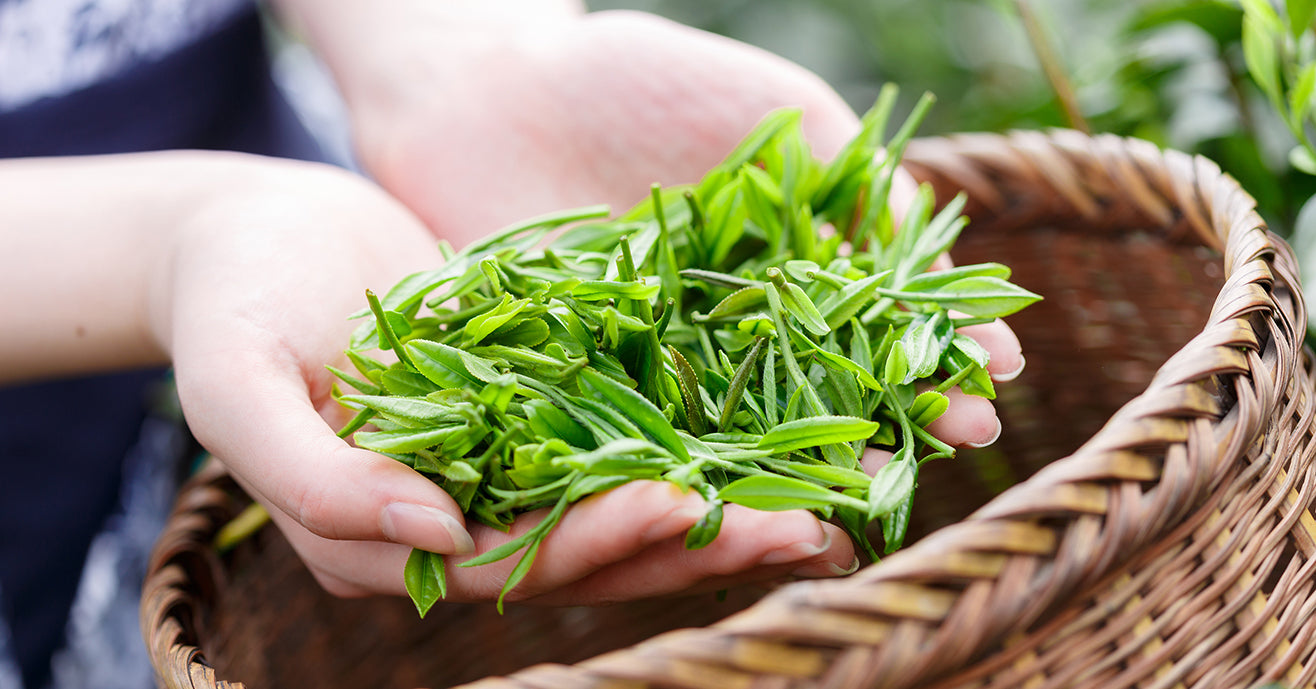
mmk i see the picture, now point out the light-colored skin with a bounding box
[0,2,1023,606]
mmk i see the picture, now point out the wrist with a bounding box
[0,150,285,383]
[149,155,383,359]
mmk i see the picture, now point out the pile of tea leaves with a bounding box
[332,86,1040,615]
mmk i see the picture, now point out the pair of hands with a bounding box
[167,5,1022,605]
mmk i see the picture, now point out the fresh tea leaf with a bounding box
[404,549,446,617]
[757,415,882,454]
[719,474,864,512]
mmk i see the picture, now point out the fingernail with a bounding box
[380,503,475,555]
[965,417,1002,449]
[792,555,861,579]
[991,355,1026,382]
[759,531,831,566]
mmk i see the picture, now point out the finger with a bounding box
[178,344,474,557]
[924,388,1001,448]
[890,166,920,229]
[861,447,895,475]
[255,499,412,598]
[525,507,852,606]
[958,319,1026,382]
[248,480,721,603]
[436,481,710,601]
[502,481,708,595]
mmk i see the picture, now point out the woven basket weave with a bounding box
[141,130,1316,689]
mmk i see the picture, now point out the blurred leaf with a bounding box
[1291,0,1316,40]
[1129,0,1243,48]
[1243,12,1282,105]
[1291,145,1316,175]
[1291,63,1316,124]
[1241,0,1284,32]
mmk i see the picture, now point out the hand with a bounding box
[156,157,854,604]
[338,7,1022,448]
[246,2,1024,602]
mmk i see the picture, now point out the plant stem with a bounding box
[1014,0,1090,133]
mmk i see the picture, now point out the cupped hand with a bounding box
[157,158,854,603]
[348,7,1022,450]
[214,4,1024,605]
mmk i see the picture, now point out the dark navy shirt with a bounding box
[0,2,327,687]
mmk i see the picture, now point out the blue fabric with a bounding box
[0,371,162,689]
[0,4,323,159]
[0,5,327,688]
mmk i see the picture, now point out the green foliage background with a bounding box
[589,0,1316,317]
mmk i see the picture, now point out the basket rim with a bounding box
[141,129,1309,689]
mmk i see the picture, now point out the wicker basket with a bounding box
[142,130,1315,689]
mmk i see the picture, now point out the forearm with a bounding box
[266,0,584,119]
[0,151,286,383]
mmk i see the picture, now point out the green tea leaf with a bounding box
[900,315,943,383]
[577,368,692,462]
[928,277,1043,318]
[339,395,461,424]
[951,333,990,368]
[408,340,499,388]
[684,500,724,549]
[468,205,612,255]
[909,390,950,427]
[780,282,831,336]
[946,347,996,399]
[464,295,531,344]
[571,280,662,301]
[720,337,767,432]
[668,346,709,437]
[523,399,595,450]
[784,259,822,283]
[799,337,883,392]
[554,439,674,477]
[379,368,439,397]
[404,549,446,618]
[867,459,916,519]
[716,108,802,172]
[440,461,482,483]
[719,474,863,511]
[356,425,466,454]
[704,285,767,320]
[818,271,891,329]
[706,183,750,266]
[547,306,597,355]
[881,492,913,554]
[488,318,551,348]
[757,415,881,453]
[785,463,872,490]
[327,365,382,396]
[883,342,909,388]
[900,263,1011,294]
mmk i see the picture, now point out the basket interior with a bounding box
[197,221,1226,689]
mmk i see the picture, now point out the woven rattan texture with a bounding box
[141,130,1315,689]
